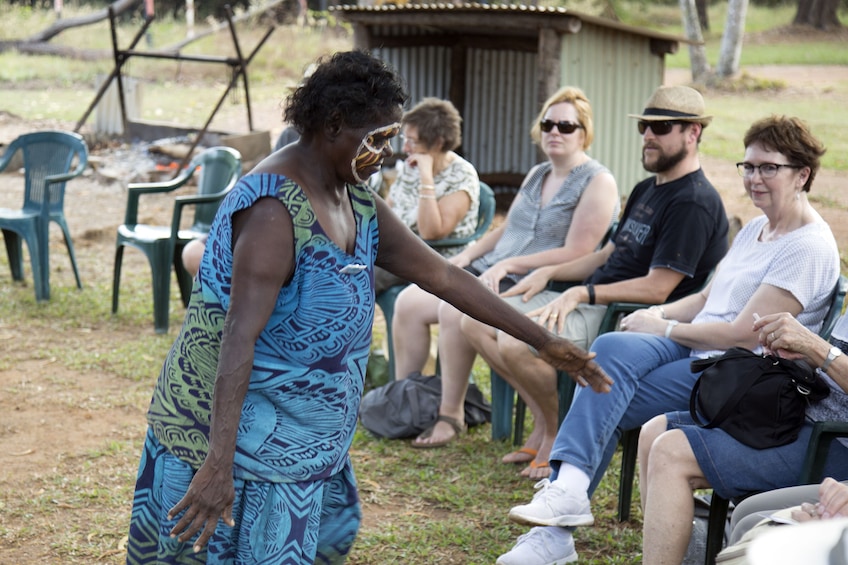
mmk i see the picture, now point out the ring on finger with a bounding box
[770,332,776,341]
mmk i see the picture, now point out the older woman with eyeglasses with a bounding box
[496,114,840,565]
[374,98,481,294]
[635,115,844,565]
[391,86,620,448]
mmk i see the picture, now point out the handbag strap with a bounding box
[690,355,771,429]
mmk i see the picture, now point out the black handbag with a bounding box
[689,347,830,449]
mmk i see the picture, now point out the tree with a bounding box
[679,0,710,83]
[696,0,709,32]
[794,0,843,30]
[716,0,749,78]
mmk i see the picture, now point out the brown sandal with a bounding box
[411,415,466,449]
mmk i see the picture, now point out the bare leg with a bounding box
[413,301,479,445]
[499,332,559,474]
[462,314,538,464]
[638,415,668,513]
[392,285,441,380]
[641,425,711,565]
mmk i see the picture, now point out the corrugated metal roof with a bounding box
[333,2,691,46]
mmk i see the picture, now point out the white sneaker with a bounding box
[508,479,594,527]
[496,526,578,565]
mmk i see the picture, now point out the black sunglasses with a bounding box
[540,120,583,134]
[637,120,684,136]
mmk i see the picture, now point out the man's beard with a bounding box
[642,143,687,173]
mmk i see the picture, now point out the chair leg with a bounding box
[617,428,640,522]
[58,220,82,289]
[513,396,526,447]
[150,250,172,334]
[705,494,730,565]
[490,370,515,441]
[556,372,577,427]
[2,229,24,281]
[112,246,124,314]
[32,219,50,301]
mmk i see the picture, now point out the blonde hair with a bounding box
[530,86,594,150]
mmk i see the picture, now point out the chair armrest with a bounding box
[124,170,196,225]
[598,301,654,334]
[799,420,848,483]
[170,192,229,236]
[425,234,476,248]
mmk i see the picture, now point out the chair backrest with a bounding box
[820,274,847,341]
[474,181,496,239]
[187,146,242,231]
[0,130,88,216]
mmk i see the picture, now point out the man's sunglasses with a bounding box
[540,120,583,135]
[637,120,685,136]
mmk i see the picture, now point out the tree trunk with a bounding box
[25,0,141,42]
[716,0,748,77]
[696,0,710,31]
[680,0,710,83]
[794,0,843,29]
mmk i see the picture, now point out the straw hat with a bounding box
[628,85,712,127]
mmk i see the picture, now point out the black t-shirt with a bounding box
[585,169,728,301]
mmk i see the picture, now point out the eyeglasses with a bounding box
[736,162,803,179]
[363,122,401,153]
[637,120,684,136]
[400,134,420,149]
[539,120,583,134]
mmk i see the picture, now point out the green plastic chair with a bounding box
[111,146,242,333]
[377,181,497,380]
[0,130,88,301]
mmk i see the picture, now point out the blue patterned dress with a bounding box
[127,174,378,564]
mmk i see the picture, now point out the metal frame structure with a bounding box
[75,5,275,174]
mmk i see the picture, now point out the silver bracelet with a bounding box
[665,320,679,339]
[419,194,437,200]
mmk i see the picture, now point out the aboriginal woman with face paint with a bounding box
[125,51,612,565]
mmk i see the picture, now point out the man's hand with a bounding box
[538,338,613,393]
[527,286,583,333]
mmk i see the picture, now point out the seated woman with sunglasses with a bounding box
[374,97,480,294]
[391,86,620,448]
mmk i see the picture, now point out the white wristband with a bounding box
[664,320,679,339]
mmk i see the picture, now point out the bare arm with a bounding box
[754,313,848,394]
[168,197,294,551]
[625,284,803,351]
[376,198,612,390]
[485,171,619,283]
[417,189,472,240]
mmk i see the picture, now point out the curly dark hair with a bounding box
[743,115,826,192]
[284,51,408,138]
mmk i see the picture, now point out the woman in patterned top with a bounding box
[125,51,612,565]
[375,97,480,293]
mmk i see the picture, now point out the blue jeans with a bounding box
[548,331,696,496]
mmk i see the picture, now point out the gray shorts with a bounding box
[500,291,608,350]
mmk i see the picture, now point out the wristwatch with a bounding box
[821,346,843,373]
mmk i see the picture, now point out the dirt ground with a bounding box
[0,64,847,563]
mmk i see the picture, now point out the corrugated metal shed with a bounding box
[334,2,687,196]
